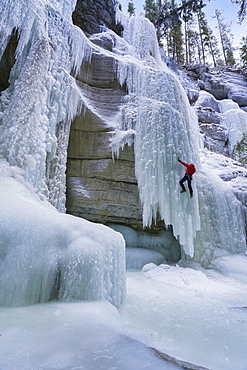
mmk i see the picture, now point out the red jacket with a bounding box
[180,160,196,175]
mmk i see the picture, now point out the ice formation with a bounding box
[0,0,91,211]
[113,13,246,262]
[0,162,126,307]
[108,224,181,264]
[0,3,247,369]
[220,99,247,155]
[113,15,201,257]
[0,0,126,308]
[0,0,246,313]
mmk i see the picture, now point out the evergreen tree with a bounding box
[240,36,247,69]
[231,0,247,23]
[179,0,246,23]
[175,0,206,64]
[180,0,194,64]
[214,9,235,65]
[204,28,221,67]
[187,26,200,64]
[144,0,158,23]
[196,9,206,64]
[127,1,135,16]
[196,9,220,66]
[167,0,184,64]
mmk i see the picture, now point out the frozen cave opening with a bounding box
[107,224,181,270]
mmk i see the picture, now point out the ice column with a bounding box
[0,0,127,308]
[114,15,201,257]
[220,99,247,158]
[194,168,246,266]
[0,170,126,308]
[114,14,246,261]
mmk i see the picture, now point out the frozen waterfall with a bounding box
[0,0,246,312]
[0,3,246,369]
[0,0,126,307]
[0,0,91,211]
[114,13,246,262]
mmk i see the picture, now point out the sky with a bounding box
[119,0,247,56]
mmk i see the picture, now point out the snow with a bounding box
[121,260,247,370]
[195,90,220,112]
[1,262,247,369]
[0,300,186,370]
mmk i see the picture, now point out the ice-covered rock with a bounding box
[195,90,220,112]
[0,161,126,307]
[194,92,229,154]
[0,0,126,308]
[198,123,229,156]
[193,91,247,164]
[197,69,247,107]
[198,150,247,230]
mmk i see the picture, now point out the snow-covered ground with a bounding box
[0,300,182,370]
[122,260,247,370]
[1,259,247,370]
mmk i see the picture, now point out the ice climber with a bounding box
[177,156,196,198]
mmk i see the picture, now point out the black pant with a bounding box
[179,174,193,196]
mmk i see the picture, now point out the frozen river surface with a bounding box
[1,257,247,370]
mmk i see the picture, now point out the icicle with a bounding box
[0,0,92,210]
[0,0,126,309]
[114,16,201,257]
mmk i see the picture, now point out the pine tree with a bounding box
[180,0,194,64]
[196,9,206,64]
[167,0,184,64]
[186,24,201,64]
[196,10,220,66]
[144,0,158,23]
[204,28,221,67]
[214,10,235,65]
[127,1,135,16]
[231,0,247,23]
[240,36,247,69]
[178,0,206,64]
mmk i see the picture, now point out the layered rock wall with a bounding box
[66,35,145,229]
[66,5,181,261]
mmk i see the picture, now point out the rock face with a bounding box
[185,65,247,108]
[66,32,169,233]
[194,91,229,156]
[72,0,123,36]
[66,24,181,261]
[66,34,143,228]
